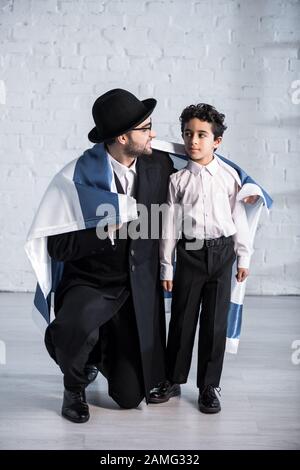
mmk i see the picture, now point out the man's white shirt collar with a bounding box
[108,153,137,180]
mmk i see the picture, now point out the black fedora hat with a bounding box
[88,88,157,143]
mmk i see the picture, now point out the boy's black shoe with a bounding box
[84,364,99,384]
[62,389,90,423]
[198,385,221,414]
[149,381,181,403]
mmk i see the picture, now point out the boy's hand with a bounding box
[161,280,173,292]
[236,268,249,282]
[243,195,259,204]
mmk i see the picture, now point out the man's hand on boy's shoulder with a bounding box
[242,195,259,204]
[236,268,249,283]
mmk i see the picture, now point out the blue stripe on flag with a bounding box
[51,258,64,292]
[227,302,243,339]
[33,283,51,324]
[33,260,64,325]
[73,143,121,228]
[73,143,113,191]
[74,182,120,228]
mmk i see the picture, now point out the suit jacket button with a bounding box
[131,265,135,272]
[130,249,135,256]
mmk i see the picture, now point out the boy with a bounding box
[150,103,252,413]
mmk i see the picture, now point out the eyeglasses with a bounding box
[131,119,152,132]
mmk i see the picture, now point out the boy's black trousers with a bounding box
[166,235,236,391]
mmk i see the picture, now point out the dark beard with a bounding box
[125,139,152,158]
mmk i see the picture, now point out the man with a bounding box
[35,89,174,423]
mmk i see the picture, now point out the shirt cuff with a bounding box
[160,264,174,281]
[237,255,250,269]
[118,194,138,223]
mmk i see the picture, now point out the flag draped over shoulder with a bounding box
[25,143,138,329]
[25,139,272,354]
[151,140,273,354]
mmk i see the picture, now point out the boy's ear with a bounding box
[214,136,222,149]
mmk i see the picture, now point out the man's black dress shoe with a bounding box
[198,385,221,414]
[149,381,181,403]
[84,364,99,384]
[62,389,90,423]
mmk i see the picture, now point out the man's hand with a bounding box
[162,280,173,292]
[236,268,249,283]
[243,195,259,204]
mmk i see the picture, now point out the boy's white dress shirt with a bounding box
[160,156,252,281]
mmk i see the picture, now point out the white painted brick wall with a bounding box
[0,0,299,294]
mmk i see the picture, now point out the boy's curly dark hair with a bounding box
[180,103,227,139]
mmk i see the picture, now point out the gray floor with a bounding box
[0,293,299,450]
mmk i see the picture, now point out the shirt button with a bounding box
[130,249,135,256]
[131,265,135,272]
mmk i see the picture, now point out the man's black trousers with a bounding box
[46,291,144,409]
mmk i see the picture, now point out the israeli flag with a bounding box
[25,143,138,329]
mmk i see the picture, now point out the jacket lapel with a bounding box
[136,157,159,207]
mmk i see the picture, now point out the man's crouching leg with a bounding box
[55,330,100,423]
[110,387,144,409]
